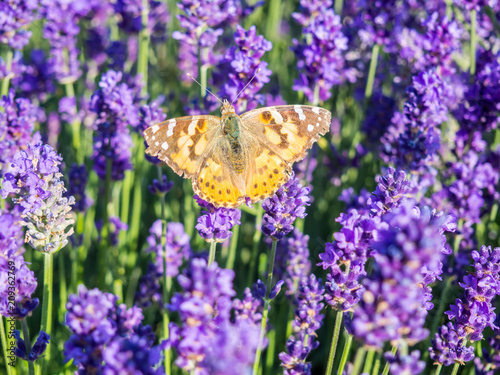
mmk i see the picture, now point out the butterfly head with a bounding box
[221,99,236,116]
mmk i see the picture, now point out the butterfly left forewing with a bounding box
[240,105,331,164]
[144,115,221,178]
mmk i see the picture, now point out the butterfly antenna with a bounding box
[186,73,223,105]
[231,68,261,105]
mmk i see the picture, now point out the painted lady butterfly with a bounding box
[144,100,331,208]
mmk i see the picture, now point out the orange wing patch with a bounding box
[193,150,245,208]
[245,148,291,203]
[144,116,220,178]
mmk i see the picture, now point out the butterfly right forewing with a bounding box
[144,115,222,178]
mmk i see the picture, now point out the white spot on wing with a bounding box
[167,129,173,137]
[318,117,322,121]
[270,109,283,124]
[161,142,168,150]
[307,124,314,132]
[155,141,159,146]
[151,125,160,133]
[312,107,320,114]
[152,136,156,140]
[316,123,320,127]
[294,105,306,121]
[188,120,197,135]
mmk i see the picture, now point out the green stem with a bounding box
[58,252,67,324]
[1,50,13,97]
[364,44,380,100]
[371,355,381,375]
[225,224,239,269]
[351,346,366,375]
[247,204,264,286]
[363,349,375,374]
[101,159,113,288]
[434,364,443,375]
[162,222,172,375]
[137,0,150,97]
[265,328,276,374]
[470,9,477,78]
[334,0,344,15]
[451,363,460,375]
[128,141,145,262]
[36,253,54,375]
[325,310,343,375]
[1,316,15,375]
[21,319,34,375]
[337,334,352,375]
[208,241,217,265]
[381,346,397,375]
[64,79,82,163]
[252,239,278,375]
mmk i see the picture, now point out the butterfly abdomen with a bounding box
[228,139,245,174]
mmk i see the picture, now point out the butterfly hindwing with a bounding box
[193,138,246,208]
[240,105,331,164]
[144,115,221,178]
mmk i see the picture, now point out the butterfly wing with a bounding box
[193,137,246,208]
[239,105,331,164]
[144,116,222,178]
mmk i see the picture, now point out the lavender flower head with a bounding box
[292,8,353,103]
[64,285,146,373]
[195,196,241,243]
[1,142,75,253]
[0,0,39,49]
[261,173,311,240]
[14,330,50,362]
[167,258,236,373]
[0,89,38,173]
[90,70,139,181]
[65,164,92,213]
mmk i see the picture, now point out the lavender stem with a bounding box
[325,310,343,375]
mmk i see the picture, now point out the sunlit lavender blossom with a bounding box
[64,285,145,373]
[474,314,500,375]
[0,0,39,49]
[213,25,272,112]
[279,274,325,374]
[1,143,75,253]
[13,330,50,362]
[90,70,139,181]
[381,70,449,171]
[0,89,38,173]
[319,168,413,312]
[136,100,167,134]
[232,280,265,326]
[292,7,353,103]
[261,173,310,240]
[384,350,425,375]
[195,195,241,243]
[357,0,399,47]
[348,202,448,347]
[430,245,500,366]
[167,258,236,373]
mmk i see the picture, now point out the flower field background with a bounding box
[1,0,500,374]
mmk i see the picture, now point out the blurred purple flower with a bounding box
[1,142,75,253]
[0,89,38,173]
[90,70,139,181]
[0,0,39,49]
[195,195,241,243]
[384,350,425,375]
[167,258,236,373]
[65,164,93,213]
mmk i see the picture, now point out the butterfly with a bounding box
[144,100,331,208]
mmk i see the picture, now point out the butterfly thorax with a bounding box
[221,105,245,174]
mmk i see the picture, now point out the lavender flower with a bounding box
[292,8,353,103]
[279,274,325,374]
[0,0,39,49]
[1,142,75,253]
[430,245,500,367]
[114,0,168,42]
[357,0,399,47]
[0,254,38,318]
[13,49,55,103]
[65,164,92,213]
[195,196,241,243]
[90,70,139,181]
[213,25,272,112]
[0,89,38,173]
[452,0,497,11]
[148,174,173,196]
[232,281,265,326]
[202,321,260,375]
[167,258,236,373]
[136,221,191,308]
[274,229,311,296]
[13,330,50,362]
[64,285,147,373]
[384,350,425,375]
[381,70,449,171]
[261,173,310,240]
